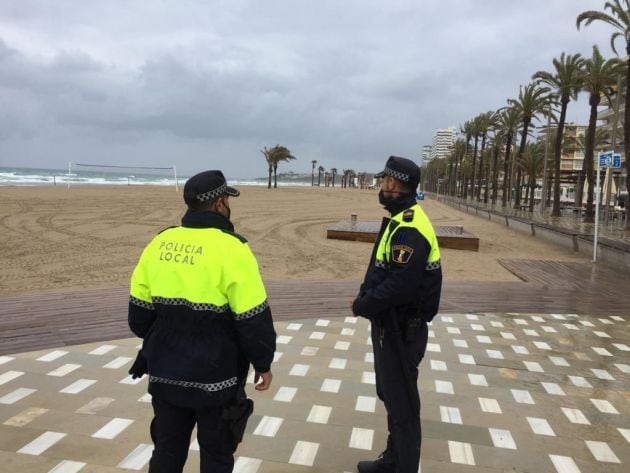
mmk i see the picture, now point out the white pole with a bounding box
[173,165,178,191]
[594,154,601,262]
[67,161,72,190]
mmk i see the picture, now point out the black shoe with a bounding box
[357,452,396,473]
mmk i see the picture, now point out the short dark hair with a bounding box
[396,180,416,194]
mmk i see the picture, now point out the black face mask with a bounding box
[378,189,390,206]
[379,189,416,214]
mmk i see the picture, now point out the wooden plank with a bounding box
[2,268,629,356]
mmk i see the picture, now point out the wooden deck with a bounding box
[1,262,628,355]
[327,221,479,251]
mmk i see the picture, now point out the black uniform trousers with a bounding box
[371,316,428,473]
[149,396,237,473]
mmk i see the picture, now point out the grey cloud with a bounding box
[0,1,617,176]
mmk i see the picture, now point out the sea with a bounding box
[0,166,308,187]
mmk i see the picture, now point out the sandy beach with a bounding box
[0,185,590,297]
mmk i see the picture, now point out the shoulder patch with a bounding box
[221,229,248,244]
[392,245,414,264]
[157,225,179,235]
[402,209,414,222]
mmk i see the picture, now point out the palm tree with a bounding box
[565,125,613,211]
[520,142,546,212]
[533,53,585,216]
[348,169,357,188]
[495,106,522,207]
[508,82,552,208]
[468,116,482,199]
[330,168,337,187]
[580,45,622,222]
[311,160,317,186]
[475,111,498,201]
[459,120,474,198]
[261,145,296,189]
[489,133,504,205]
[453,139,467,197]
[577,0,630,228]
[317,165,324,186]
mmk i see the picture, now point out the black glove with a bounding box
[129,351,148,379]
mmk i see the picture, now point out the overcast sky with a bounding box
[0,0,617,178]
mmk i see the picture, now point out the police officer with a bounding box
[352,156,442,473]
[128,170,276,473]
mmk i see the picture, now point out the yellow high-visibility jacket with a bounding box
[128,210,276,407]
[353,203,442,322]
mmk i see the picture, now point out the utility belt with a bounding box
[375,315,425,346]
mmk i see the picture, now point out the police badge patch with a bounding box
[392,245,414,264]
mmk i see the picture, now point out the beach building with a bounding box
[430,127,456,162]
[421,144,432,165]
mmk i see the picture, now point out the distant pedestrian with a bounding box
[352,156,442,473]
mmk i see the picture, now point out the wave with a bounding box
[0,167,311,187]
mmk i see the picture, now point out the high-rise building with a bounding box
[421,145,432,165]
[430,127,457,161]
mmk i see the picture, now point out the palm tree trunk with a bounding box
[267,166,272,189]
[471,136,479,199]
[623,49,630,229]
[477,134,487,201]
[491,145,499,204]
[484,156,491,203]
[273,164,278,189]
[583,96,599,222]
[458,140,468,197]
[576,171,584,207]
[514,120,530,208]
[552,97,569,216]
[502,131,513,207]
[529,175,536,213]
[546,168,553,207]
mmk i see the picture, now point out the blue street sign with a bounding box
[598,152,622,168]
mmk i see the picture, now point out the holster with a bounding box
[218,386,254,445]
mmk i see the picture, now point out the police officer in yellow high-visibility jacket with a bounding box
[128,170,276,473]
[352,156,442,473]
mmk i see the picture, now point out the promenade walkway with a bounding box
[434,194,630,273]
[0,273,629,472]
[434,194,629,243]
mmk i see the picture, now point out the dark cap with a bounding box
[183,170,240,206]
[375,156,420,187]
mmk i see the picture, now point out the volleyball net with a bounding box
[67,162,179,190]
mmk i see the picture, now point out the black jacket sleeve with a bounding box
[128,302,157,338]
[352,227,431,318]
[234,305,276,373]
